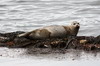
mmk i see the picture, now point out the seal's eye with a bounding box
[73,23,76,25]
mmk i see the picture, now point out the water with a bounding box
[0,0,100,66]
[0,0,100,36]
[0,47,100,66]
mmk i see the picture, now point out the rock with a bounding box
[80,40,88,44]
[0,31,100,51]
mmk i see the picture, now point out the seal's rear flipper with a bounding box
[17,32,31,37]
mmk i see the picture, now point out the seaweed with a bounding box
[0,31,100,51]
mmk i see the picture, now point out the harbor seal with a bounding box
[18,21,80,39]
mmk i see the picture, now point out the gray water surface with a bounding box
[0,0,100,36]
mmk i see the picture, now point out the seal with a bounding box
[18,21,80,39]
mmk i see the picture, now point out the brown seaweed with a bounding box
[0,31,100,51]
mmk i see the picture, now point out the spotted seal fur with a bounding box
[18,21,80,39]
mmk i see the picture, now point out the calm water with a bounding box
[0,0,100,66]
[0,0,100,36]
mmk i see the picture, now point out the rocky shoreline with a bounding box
[0,31,100,51]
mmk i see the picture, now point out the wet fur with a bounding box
[18,22,80,39]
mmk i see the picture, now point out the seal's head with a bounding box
[71,21,80,28]
[68,21,80,36]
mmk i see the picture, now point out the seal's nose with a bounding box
[76,24,80,28]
